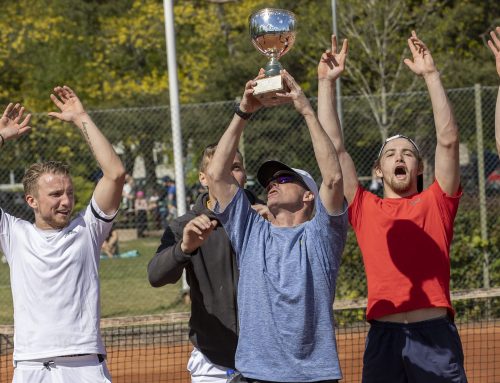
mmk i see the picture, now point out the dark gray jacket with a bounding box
[148,190,262,369]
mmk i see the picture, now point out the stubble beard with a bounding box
[387,176,412,194]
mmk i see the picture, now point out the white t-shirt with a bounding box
[0,196,116,361]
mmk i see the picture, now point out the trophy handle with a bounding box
[265,57,283,77]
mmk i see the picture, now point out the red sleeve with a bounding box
[428,180,462,232]
[348,185,365,230]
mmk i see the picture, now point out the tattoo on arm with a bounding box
[81,122,102,168]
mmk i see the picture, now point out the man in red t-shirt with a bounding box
[317,32,467,382]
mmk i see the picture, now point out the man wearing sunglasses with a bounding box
[206,69,347,383]
[317,32,467,382]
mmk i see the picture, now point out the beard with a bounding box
[386,176,412,194]
[43,212,72,229]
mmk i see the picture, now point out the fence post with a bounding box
[474,83,490,289]
[164,1,189,299]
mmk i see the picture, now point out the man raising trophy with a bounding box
[207,66,348,382]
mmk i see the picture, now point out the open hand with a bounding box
[48,85,87,122]
[404,31,438,78]
[0,103,32,142]
[180,214,218,253]
[276,70,314,116]
[487,26,500,77]
[318,35,349,82]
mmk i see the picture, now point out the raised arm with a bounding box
[488,27,500,158]
[317,35,358,204]
[277,70,344,214]
[148,218,198,287]
[404,31,460,195]
[207,76,263,210]
[48,86,126,214]
[0,103,32,144]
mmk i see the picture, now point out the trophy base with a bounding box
[253,75,291,107]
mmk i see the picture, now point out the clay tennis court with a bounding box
[1,319,498,382]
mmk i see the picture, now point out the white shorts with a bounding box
[13,354,111,383]
[187,347,231,383]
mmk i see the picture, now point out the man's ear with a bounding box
[25,194,37,209]
[418,160,424,175]
[199,172,209,187]
[375,166,383,178]
[302,190,315,202]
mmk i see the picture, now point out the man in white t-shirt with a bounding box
[0,86,126,383]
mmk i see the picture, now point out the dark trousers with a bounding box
[362,316,468,383]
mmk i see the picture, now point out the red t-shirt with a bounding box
[348,181,462,320]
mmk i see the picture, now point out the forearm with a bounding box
[425,71,460,194]
[207,114,246,208]
[73,113,125,180]
[303,111,344,213]
[212,115,246,179]
[317,79,358,203]
[424,72,458,146]
[147,243,189,287]
[317,79,345,152]
[305,112,342,183]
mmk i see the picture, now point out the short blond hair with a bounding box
[199,143,243,172]
[22,161,70,196]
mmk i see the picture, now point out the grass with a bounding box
[0,235,190,325]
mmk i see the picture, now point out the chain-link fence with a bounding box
[0,84,498,320]
[0,84,498,381]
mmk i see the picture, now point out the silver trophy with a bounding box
[249,8,297,105]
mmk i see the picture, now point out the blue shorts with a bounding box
[362,316,468,383]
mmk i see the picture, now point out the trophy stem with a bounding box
[264,57,283,77]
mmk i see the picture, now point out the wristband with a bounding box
[234,104,253,120]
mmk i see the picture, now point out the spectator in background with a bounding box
[148,188,162,229]
[135,190,148,238]
[101,227,119,259]
[122,174,135,226]
[487,26,500,157]
[162,176,177,222]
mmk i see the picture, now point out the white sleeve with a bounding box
[0,209,21,264]
[83,195,118,245]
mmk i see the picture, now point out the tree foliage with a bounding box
[1,0,499,107]
[0,0,499,191]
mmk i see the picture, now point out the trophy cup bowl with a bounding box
[249,8,297,105]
